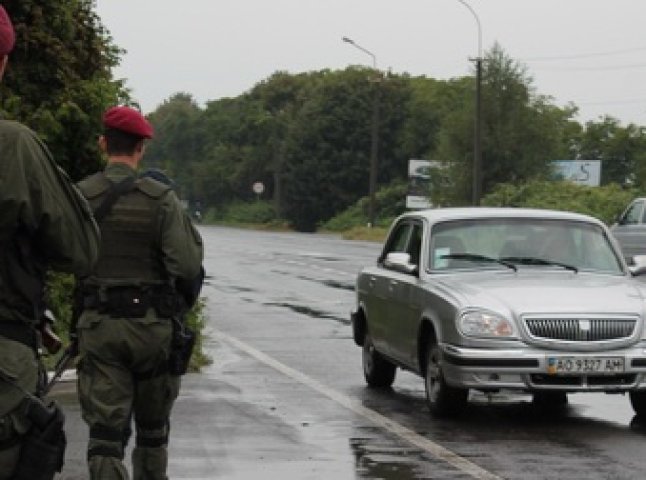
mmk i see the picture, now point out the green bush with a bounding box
[207,200,279,225]
[184,298,212,372]
[323,180,408,231]
[45,272,76,343]
[481,180,639,225]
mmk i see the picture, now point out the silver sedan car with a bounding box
[351,207,646,417]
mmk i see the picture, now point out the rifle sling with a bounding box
[93,176,136,222]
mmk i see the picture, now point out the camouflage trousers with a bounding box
[77,310,180,480]
[0,337,38,480]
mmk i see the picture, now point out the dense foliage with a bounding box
[322,180,408,231]
[145,45,646,231]
[0,0,127,179]
[481,180,636,225]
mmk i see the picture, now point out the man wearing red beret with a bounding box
[0,5,100,480]
[75,105,203,479]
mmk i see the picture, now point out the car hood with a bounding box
[432,270,646,316]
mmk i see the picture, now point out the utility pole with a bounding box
[457,0,483,206]
[472,56,483,205]
[343,36,380,227]
[368,76,380,227]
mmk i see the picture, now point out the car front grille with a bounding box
[524,317,637,342]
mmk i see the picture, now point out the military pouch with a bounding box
[102,288,150,318]
[168,325,196,376]
[14,399,66,480]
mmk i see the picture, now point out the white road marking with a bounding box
[214,329,503,480]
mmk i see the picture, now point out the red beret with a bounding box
[0,6,15,56]
[103,106,154,139]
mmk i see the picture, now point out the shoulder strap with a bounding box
[93,176,136,222]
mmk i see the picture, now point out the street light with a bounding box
[342,36,380,227]
[456,0,483,206]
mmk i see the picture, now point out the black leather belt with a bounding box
[81,286,177,318]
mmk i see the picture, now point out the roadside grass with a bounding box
[204,219,291,232]
[340,225,388,242]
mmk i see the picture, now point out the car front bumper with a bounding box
[440,343,646,392]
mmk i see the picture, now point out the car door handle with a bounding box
[368,276,376,288]
[389,280,398,291]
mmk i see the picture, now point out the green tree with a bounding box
[482,180,637,225]
[281,67,410,230]
[434,44,576,205]
[574,116,646,186]
[146,92,205,202]
[0,0,126,179]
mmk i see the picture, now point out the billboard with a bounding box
[552,160,601,187]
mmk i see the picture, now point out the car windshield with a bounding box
[429,218,623,274]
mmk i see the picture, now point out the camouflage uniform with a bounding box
[76,162,203,480]
[0,119,100,479]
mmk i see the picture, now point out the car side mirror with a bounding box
[384,252,418,275]
[630,255,646,276]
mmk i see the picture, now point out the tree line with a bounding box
[144,44,646,231]
[0,1,126,180]
[2,3,645,233]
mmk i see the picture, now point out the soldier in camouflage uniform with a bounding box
[0,6,100,479]
[75,106,203,480]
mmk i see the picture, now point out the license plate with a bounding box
[546,356,625,375]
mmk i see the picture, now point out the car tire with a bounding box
[424,343,468,417]
[362,332,396,388]
[532,391,568,410]
[629,391,646,417]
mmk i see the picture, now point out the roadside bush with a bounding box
[45,272,75,343]
[209,200,279,224]
[481,180,639,225]
[183,298,212,372]
[323,180,408,231]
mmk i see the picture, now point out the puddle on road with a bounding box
[264,302,350,325]
[350,437,443,479]
[295,275,355,292]
[212,284,256,294]
[294,252,343,262]
[322,279,355,291]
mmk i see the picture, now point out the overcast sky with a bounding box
[95,0,646,126]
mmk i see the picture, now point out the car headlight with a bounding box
[459,310,515,338]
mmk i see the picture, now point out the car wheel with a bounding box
[629,391,646,417]
[362,332,396,388]
[424,343,468,417]
[532,391,568,410]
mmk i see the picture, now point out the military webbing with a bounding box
[92,176,136,222]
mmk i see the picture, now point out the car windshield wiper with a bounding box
[441,253,517,272]
[499,256,578,273]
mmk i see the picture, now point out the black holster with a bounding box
[168,319,196,376]
[13,399,66,480]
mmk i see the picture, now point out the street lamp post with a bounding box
[342,36,380,227]
[456,0,483,206]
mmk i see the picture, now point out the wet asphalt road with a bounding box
[53,225,646,479]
